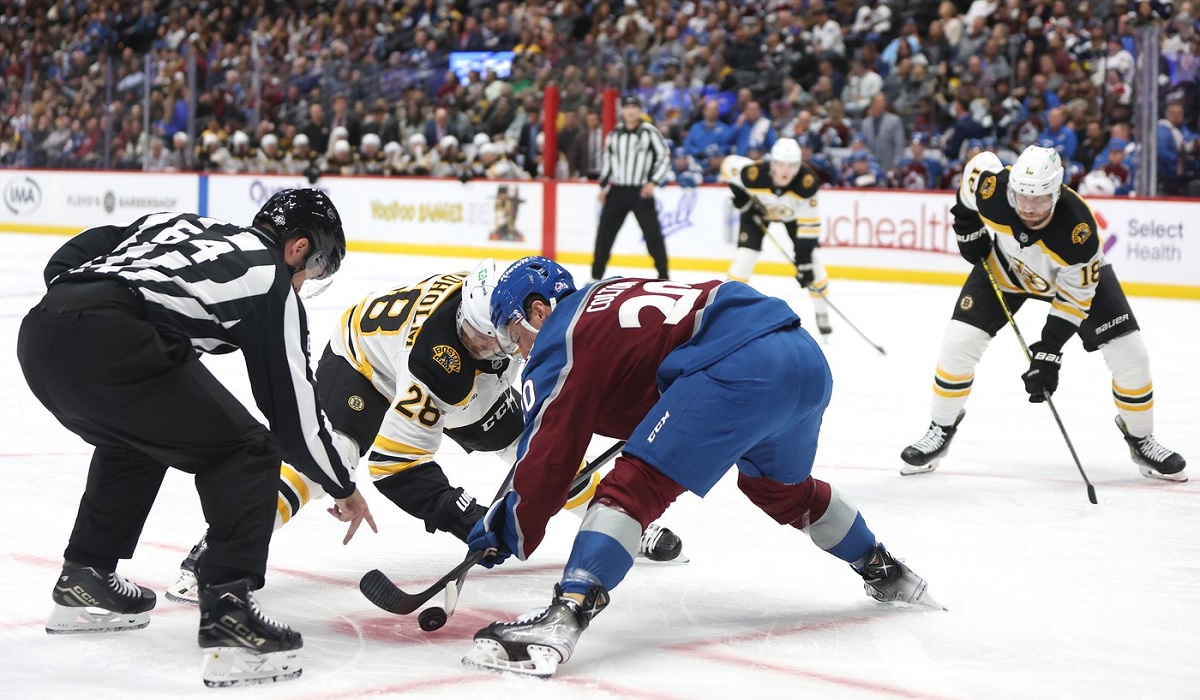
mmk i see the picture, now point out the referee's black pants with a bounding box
[17,280,280,589]
[592,185,669,280]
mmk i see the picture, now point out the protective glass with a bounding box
[499,319,523,357]
[296,250,337,298]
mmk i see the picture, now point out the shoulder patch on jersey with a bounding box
[980,175,996,200]
[746,165,759,181]
[1071,222,1092,245]
[432,345,462,374]
[347,395,366,411]
[802,173,815,189]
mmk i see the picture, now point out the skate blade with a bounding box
[45,605,150,634]
[636,552,691,564]
[202,647,302,688]
[899,460,940,476]
[165,570,200,606]
[865,582,948,612]
[461,638,559,679]
[1138,465,1188,483]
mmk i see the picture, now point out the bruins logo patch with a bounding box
[746,165,759,181]
[802,173,815,189]
[980,175,997,200]
[959,295,975,311]
[347,395,366,412]
[1071,222,1092,245]
[432,345,462,374]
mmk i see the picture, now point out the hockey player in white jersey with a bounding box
[168,259,686,604]
[901,145,1187,480]
[722,137,834,335]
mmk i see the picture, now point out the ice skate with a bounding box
[637,522,689,563]
[46,562,156,634]
[463,584,607,678]
[1116,416,1188,482]
[199,578,302,688]
[166,536,207,605]
[815,311,833,336]
[900,410,965,475]
[853,544,945,611]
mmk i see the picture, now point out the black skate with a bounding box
[199,578,303,687]
[165,536,207,605]
[46,562,156,634]
[815,311,833,336]
[853,544,945,610]
[1116,416,1188,482]
[900,410,965,475]
[463,584,608,678]
[637,522,689,563]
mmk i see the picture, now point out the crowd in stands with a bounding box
[2,0,1199,196]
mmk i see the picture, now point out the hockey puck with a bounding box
[418,607,448,631]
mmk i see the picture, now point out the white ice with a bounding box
[1,233,1197,700]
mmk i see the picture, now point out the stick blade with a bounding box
[359,569,421,614]
[1087,484,1098,505]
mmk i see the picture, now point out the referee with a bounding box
[592,95,671,280]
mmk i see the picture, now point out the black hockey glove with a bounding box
[1022,342,1063,403]
[954,221,992,264]
[795,263,815,288]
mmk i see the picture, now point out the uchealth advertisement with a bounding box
[205,174,543,249]
[554,183,1200,294]
[1,169,197,230]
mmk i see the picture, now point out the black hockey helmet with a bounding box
[254,188,345,280]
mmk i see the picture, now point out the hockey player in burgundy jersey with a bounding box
[461,257,942,678]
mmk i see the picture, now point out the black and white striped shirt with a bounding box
[44,212,355,498]
[599,121,671,188]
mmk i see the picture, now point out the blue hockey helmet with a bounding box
[490,256,576,350]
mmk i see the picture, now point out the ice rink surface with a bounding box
[0,233,1197,699]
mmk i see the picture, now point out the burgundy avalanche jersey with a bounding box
[507,278,799,557]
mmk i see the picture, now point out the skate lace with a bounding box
[639,523,664,555]
[247,592,284,630]
[514,605,552,624]
[911,424,947,453]
[1137,435,1174,464]
[108,572,141,598]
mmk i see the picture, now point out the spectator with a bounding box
[842,151,886,188]
[1091,138,1134,195]
[684,99,732,159]
[303,103,331,155]
[1075,120,1109,171]
[167,132,194,172]
[558,110,588,178]
[809,5,846,58]
[1038,107,1078,163]
[671,146,703,187]
[843,59,884,119]
[860,94,907,172]
[731,101,777,158]
[1158,101,1200,195]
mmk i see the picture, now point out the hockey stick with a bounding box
[359,440,627,616]
[981,260,1098,505]
[762,227,887,355]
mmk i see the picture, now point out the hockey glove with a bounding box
[1022,342,1063,403]
[795,263,815,288]
[954,222,992,264]
[466,491,520,568]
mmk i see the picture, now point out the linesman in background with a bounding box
[591,95,671,281]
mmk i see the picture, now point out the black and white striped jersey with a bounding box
[43,212,356,498]
[598,121,671,188]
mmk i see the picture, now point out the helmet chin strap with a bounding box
[518,297,557,336]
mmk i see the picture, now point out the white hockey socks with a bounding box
[929,321,992,427]
[1101,331,1154,437]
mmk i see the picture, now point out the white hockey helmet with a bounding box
[1008,145,1063,227]
[409,132,427,147]
[473,132,491,147]
[333,139,351,155]
[383,140,402,156]
[293,133,310,149]
[331,125,350,143]
[769,137,802,185]
[361,132,381,152]
[958,150,1004,211]
[439,134,459,151]
[232,130,250,148]
[457,258,506,361]
[261,133,279,151]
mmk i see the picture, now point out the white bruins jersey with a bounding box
[957,158,1104,328]
[721,155,822,239]
[328,272,521,479]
